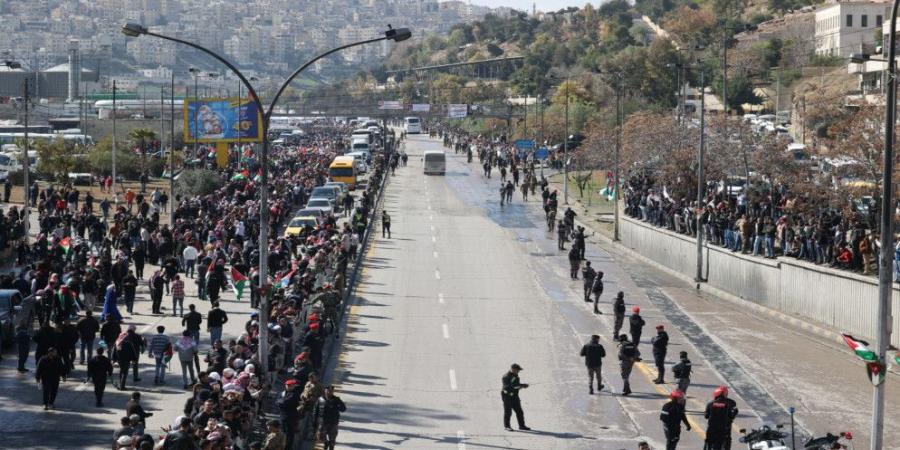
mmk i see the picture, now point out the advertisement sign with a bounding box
[411,103,431,112]
[534,147,550,160]
[184,98,263,143]
[378,100,404,110]
[447,104,468,119]
[514,139,535,150]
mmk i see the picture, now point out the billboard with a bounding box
[411,103,431,112]
[184,98,263,143]
[447,104,468,119]
[378,100,404,110]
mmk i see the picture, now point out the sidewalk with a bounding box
[546,174,900,446]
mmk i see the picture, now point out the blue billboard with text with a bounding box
[183,98,263,143]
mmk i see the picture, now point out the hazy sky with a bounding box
[467,0,595,13]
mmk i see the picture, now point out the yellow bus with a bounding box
[329,155,358,190]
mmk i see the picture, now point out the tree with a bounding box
[128,128,157,179]
[36,138,77,183]
[87,136,141,178]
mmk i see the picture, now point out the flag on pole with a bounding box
[599,187,616,202]
[59,237,72,255]
[278,269,296,289]
[866,361,887,386]
[230,267,248,300]
[841,334,878,362]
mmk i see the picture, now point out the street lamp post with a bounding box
[123,22,412,376]
[6,60,30,239]
[696,69,706,283]
[189,68,200,159]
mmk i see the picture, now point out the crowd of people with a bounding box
[0,120,394,450]
[621,175,898,277]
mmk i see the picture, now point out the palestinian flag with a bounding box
[867,361,887,386]
[231,267,248,300]
[59,237,72,255]
[842,334,878,362]
[163,342,174,364]
[895,351,900,367]
[599,186,616,202]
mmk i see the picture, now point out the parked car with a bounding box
[0,289,29,345]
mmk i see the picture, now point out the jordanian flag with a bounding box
[59,237,72,255]
[842,334,878,362]
[231,267,248,300]
[278,269,296,289]
[599,186,616,202]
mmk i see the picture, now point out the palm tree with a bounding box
[128,128,157,192]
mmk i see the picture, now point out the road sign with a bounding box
[514,139,535,150]
[534,147,549,160]
[411,103,431,112]
[447,104,468,118]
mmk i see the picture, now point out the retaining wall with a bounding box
[619,216,900,347]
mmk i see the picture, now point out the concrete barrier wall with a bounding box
[620,216,900,347]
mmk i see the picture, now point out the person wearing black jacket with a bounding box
[35,347,65,409]
[500,363,530,431]
[122,270,138,314]
[581,262,596,303]
[117,326,144,390]
[87,347,113,407]
[705,386,739,450]
[33,322,56,365]
[660,390,691,450]
[182,304,203,372]
[579,335,606,394]
[629,306,646,349]
[206,302,228,346]
[613,292,626,339]
[591,271,605,315]
[651,325,669,384]
[76,310,100,365]
[315,386,347,450]
[673,351,692,395]
[617,335,640,396]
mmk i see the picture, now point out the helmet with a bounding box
[632,306,640,313]
[669,390,684,400]
[714,385,729,398]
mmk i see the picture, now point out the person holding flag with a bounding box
[231,267,248,300]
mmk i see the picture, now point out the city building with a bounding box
[815,0,888,58]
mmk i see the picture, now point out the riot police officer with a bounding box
[579,335,606,394]
[617,335,640,396]
[651,325,669,384]
[673,351,692,395]
[501,363,530,431]
[581,262,596,302]
[660,390,691,450]
[705,386,738,450]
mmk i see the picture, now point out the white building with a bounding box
[815,1,888,58]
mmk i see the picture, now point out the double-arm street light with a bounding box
[122,22,411,375]
[4,60,29,240]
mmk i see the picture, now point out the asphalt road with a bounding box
[322,134,771,450]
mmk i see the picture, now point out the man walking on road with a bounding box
[35,347,65,409]
[568,246,581,280]
[613,292,626,339]
[651,325,669,384]
[207,302,228,346]
[279,379,301,450]
[148,325,170,385]
[175,330,198,389]
[76,310,100,365]
[673,351,692,395]
[617,335,640,396]
[382,211,391,239]
[660,390,690,450]
[171,275,185,317]
[705,386,738,450]
[581,262,596,303]
[501,363,530,431]
[591,271,605,315]
[629,306,645,348]
[580,335,606,394]
[315,385,347,450]
[87,346,113,407]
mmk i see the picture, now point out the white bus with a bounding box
[405,116,422,134]
[423,150,446,175]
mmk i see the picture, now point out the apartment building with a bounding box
[815,1,888,58]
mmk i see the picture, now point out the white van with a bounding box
[404,116,421,134]
[351,137,370,154]
[423,150,446,175]
[346,151,369,173]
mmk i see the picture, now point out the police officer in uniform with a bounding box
[704,386,738,450]
[581,262,596,303]
[501,363,531,431]
[617,335,640,396]
[579,335,605,394]
[672,351,692,395]
[629,306,646,349]
[591,271,605,315]
[612,292,626,339]
[660,389,690,450]
[651,325,669,384]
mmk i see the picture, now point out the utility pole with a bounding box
[160,86,166,169]
[170,71,175,224]
[563,76,569,205]
[112,80,118,194]
[614,82,622,242]
[22,78,30,240]
[696,69,706,283]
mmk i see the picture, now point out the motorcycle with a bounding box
[740,425,854,450]
[739,425,790,450]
